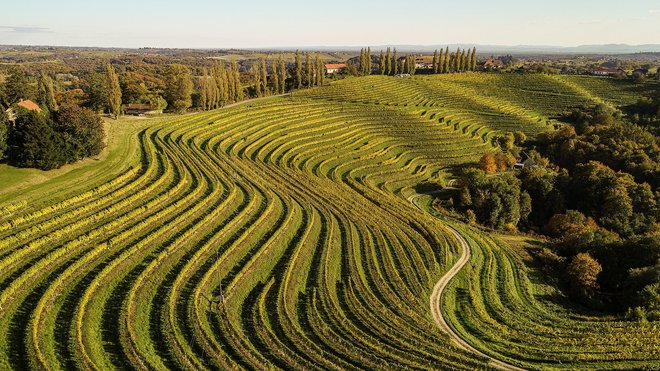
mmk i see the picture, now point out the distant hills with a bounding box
[2,43,659,55]
[271,44,660,55]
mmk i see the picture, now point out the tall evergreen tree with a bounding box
[443,47,450,74]
[105,64,122,119]
[1,67,36,106]
[460,49,467,72]
[471,47,478,71]
[432,50,438,74]
[294,50,302,89]
[8,109,67,170]
[278,57,286,94]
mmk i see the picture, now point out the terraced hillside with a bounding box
[0,74,658,370]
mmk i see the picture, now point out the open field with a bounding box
[0,74,658,370]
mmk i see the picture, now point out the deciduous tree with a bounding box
[164,64,193,113]
[295,50,302,89]
[105,63,122,119]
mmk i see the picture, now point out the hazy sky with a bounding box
[1,0,658,48]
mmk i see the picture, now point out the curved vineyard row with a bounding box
[0,74,657,370]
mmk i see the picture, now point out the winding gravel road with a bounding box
[407,193,526,371]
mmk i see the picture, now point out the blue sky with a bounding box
[0,0,658,48]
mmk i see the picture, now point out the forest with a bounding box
[445,98,660,319]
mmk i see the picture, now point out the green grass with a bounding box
[0,74,657,370]
[0,115,162,205]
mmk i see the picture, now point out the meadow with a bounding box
[0,74,657,370]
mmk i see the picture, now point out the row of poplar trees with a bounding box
[292,51,326,90]
[250,51,326,98]
[431,47,478,73]
[356,46,479,76]
[194,61,244,111]
[358,47,417,76]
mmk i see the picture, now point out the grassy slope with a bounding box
[0,116,165,205]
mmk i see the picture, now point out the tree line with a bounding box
[351,46,479,76]
[0,52,336,169]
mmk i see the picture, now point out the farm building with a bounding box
[325,63,347,74]
[593,68,626,76]
[413,56,434,69]
[4,100,43,121]
[122,103,163,116]
[396,55,434,69]
[481,59,505,69]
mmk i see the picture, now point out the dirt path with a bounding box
[408,193,526,371]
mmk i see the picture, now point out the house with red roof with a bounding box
[325,63,347,74]
[5,100,43,122]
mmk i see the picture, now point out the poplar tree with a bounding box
[223,62,237,103]
[251,64,262,98]
[271,59,279,95]
[379,51,385,74]
[360,48,366,75]
[460,49,467,72]
[38,73,58,112]
[230,61,243,101]
[295,50,302,89]
[196,70,209,110]
[366,47,372,75]
[260,58,268,96]
[208,69,219,109]
[278,56,286,94]
[432,50,438,74]
[105,63,122,119]
[464,49,471,72]
[214,62,230,105]
[305,53,313,87]
[164,64,192,113]
[316,55,325,86]
[455,48,461,72]
[385,48,392,75]
[392,48,398,75]
[443,47,450,74]
[471,47,477,71]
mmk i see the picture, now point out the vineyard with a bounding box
[0,74,658,370]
